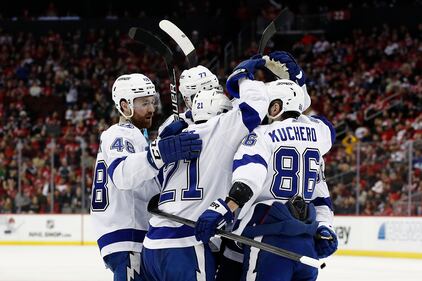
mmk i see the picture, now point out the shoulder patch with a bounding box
[241,132,258,146]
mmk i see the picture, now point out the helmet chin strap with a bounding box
[118,105,134,119]
[266,110,284,123]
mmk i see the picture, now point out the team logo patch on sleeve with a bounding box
[242,133,257,146]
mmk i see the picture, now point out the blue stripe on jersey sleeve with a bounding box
[311,197,334,211]
[312,115,336,145]
[97,228,147,250]
[239,102,261,133]
[233,154,267,172]
[146,224,194,240]
[107,156,127,185]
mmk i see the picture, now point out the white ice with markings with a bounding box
[0,246,421,281]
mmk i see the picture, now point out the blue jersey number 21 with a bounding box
[181,158,203,200]
[159,158,202,204]
[270,147,320,200]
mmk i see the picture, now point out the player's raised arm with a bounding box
[222,58,270,135]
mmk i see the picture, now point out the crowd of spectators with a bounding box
[232,22,422,214]
[0,12,421,215]
[294,24,422,215]
[0,17,229,213]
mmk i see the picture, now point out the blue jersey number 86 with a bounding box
[270,146,320,200]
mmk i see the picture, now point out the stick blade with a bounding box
[258,7,290,54]
[299,256,326,269]
[128,27,137,40]
[128,26,180,120]
[258,22,276,54]
[159,20,198,66]
[128,26,174,65]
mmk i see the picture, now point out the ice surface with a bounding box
[0,246,421,281]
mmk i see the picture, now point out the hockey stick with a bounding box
[128,27,180,120]
[159,20,198,67]
[147,195,326,269]
[258,8,299,80]
[258,7,289,54]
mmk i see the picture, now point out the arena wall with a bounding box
[1,215,421,258]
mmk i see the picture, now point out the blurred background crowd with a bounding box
[0,0,421,215]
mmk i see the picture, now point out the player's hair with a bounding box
[281,111,301,120]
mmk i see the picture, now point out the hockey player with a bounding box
[90,73,202,281]
[141,57,270,281]
[195,79,338,281]
[158,65,220,133]
[179,65,221,110]
[215,50,335,281]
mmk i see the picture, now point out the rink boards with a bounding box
[1,214,421,259]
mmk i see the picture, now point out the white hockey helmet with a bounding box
[191,89,233,123]
[266,79,305,121]
[179,65,220,109]
[112,73,157,118]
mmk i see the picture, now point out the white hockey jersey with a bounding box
[143,79,270,249]
[231,115,336,234]
[90,122,160,258]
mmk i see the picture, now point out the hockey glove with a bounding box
[195,199,234,244]
[159,120,189,138]
[266,51,306,87]
[226,58,266,98]
[147,132,202,169]
[314,226,338,259]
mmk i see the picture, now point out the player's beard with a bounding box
[131,114,153,129]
